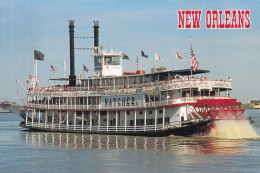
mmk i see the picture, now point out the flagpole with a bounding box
[141,56,142,72]
[33,49,38,88]
[83,63,84,79]
[175,52,177,70]
[190,36,192,76]
[154,53,156,73]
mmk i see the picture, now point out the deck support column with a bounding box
[81,111,84,131]
[115,111,118,132]
[90,111,92,131]
[98,111,100,132]
[162,107,165,129]
[134,110,136,132]
[155,108,157,131]
[86,96,88,109]
[52,111,54,129]
[25,110,28,126]
[124,111,127,132]
[47,97,50,109]
[144,109,147,131]
[45,110,47,128]
[73,111,76,130]
[31,109,35,127]
[38,109,41,127]
[66,111,69,129]
[59,96,60,109]
[59,111,61,129]
[106,111,109,132]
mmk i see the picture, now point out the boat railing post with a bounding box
[38,109,40,127]
[25,110,28,126]
[115,110,118,132]
[124,110,127,132]
[73,111,76,130]
[32,109,35,127]
[45,110,47,128]
[66,111,69,130]
[162,107,165,129]
[59,111,61,130]
[52,111,54,129]
[98,111,100,132]
[144,109,147,132]
[134,110,136,132]
[81,111,84,131]
[107,111,109,132]
[90,111,92,131]
[155,108,157,131]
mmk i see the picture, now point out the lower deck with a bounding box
[24,106,191,134]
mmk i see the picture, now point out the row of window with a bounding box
[130,117,170,126]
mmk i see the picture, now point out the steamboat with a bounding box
[17,20,246,136]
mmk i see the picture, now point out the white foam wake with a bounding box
[208,120,259,139]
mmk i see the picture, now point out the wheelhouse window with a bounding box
[104,56,120,65]
[94,56,102,66]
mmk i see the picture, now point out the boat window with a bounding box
[105,56,120,65]
[94,56,102,66]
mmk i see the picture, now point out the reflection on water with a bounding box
[22,131,256,155]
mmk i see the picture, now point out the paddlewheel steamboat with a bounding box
[17,20,246,136]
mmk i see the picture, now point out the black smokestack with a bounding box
[69,20,76,86]
[93,20,99,53]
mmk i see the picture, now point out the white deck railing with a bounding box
[26,122,169,132]
[28,80,231,97]
[27,96,230,110]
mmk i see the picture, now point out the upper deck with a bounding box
[29,77,231,97]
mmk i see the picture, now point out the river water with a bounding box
[0,110,260,173]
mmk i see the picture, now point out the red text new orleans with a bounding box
[178,10,250,29]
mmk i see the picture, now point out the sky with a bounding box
[0,0,260,104]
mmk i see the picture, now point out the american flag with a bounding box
[84,65,90,72]
[104,60,109,70]
[34,50,44,61]
[191,48,199,71]
[141,50,148,58]
[155,53,163,61]
[137,56,139,70]
[50,65,58,72]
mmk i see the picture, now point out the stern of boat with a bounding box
[183,99,247,136]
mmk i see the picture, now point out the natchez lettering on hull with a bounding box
[101,95,143,108]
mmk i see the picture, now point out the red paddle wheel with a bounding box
[186,99,246,136]
[192,99,245,120]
